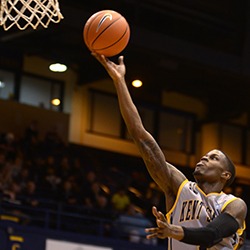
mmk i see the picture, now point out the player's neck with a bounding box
[196,181,224,195]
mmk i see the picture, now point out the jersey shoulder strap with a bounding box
[166,179,189,222]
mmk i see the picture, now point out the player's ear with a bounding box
[221,171,231,181]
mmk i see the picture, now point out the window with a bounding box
[125,105,155,140]
[88,89,195,154]
[158,111,193,152]
[20,74,63,111]
[0,69,14,100]
[88,90,121,137]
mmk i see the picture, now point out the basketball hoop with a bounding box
[0,0,64,31]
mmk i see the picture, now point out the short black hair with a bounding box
[220,150,236,188]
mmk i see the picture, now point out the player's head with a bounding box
[193,149,235,188]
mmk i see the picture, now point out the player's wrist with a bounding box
[113,76,126,86]
[168,224,185,241]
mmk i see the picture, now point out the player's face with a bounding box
[193,149,228,183]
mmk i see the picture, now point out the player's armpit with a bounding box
[166,162,187,195]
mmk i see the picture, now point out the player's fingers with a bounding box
[146,233,158,239]
[157,219,167,228]
[152,206,160,219]
[91,52,104,64]
[146,232,165,239]
[91,52,107,65]
[145,227,158,233]
[118,55,124,65]
[146,228,164,234]
[158,211,167,222]
[91,52,99,59]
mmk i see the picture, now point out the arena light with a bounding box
[132,79,143,88]
[51,99,61,106]
[0,80,5,88]
[49,63,67,72]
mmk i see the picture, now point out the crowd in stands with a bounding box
[0,120,249,244]
[0,120,166,244]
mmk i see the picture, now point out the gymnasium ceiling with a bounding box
[0,0,250,122]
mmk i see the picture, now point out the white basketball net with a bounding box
[0,0,64,30]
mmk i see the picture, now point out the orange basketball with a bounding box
[83,10,130,57]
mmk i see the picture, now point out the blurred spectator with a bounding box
[83,196,94,208]
[0,152,5,170]
[71,158,85,185]
[21,181,40,207]
[23,120,39,157]
[40,155,58,180]
[14,167,30,191]
[85,181,107,208]
[87,170,97,183]
[35,156,45,170]
[42,167,61,197]
[1,159,15,189]
[9,181,22,197]
[144,182,165,219]
[0,132,19,160]
[24,120,39,145]
[23,159,38,182]
[0,180,31,225]
[111,185,130,213]
[10,156,23,179]
[130,170,148,194]
[1,187,16,203]
[81,170,97,198]
[96,194,111,211]
[117,203,156,245]
[58,156,73,180]
[44,125,65,156]
[0,157,23,189]
[58,180,78,205]
[95,194,119,238]
[1,181,21,205]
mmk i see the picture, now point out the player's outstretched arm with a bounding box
[92,53,186,197]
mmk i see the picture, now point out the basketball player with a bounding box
[92,53,247,249]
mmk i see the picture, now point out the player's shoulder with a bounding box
[221,192,245,204]
[223,196,247,214]
[222,196,247,228]
[229,197,247,207]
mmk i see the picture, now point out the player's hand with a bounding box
[92,53,126,82]
[145,206,171,239]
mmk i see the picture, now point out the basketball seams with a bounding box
[94,25,129,52]
[91,16,122,49]
[84,12,106,49]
